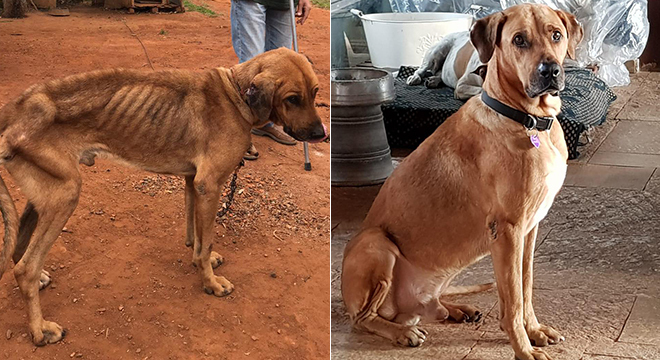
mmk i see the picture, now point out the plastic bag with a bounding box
[386,0,649,86]
[389,0,502,18]
[499,0,649,87]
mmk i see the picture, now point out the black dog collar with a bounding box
[481,92,554,131]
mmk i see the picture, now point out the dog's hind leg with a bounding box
[13,202,51,290]
[424,75,444,89]
[191,164,234,297]
[454,73,484,100]
[342,228,427,347]
[12,202,38,264]
[9,156,81,346]
[433,271,481,323]
[440,301,482,323]
[185,175,223,269]
[11,202,51,289]
[407,42,450,86]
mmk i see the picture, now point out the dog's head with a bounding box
[471,4,583,99]
[233,48,327,143]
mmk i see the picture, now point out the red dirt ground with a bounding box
[0,3,330,359]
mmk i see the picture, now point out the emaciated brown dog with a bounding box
[341,5,582,360]
[0,48,326,346]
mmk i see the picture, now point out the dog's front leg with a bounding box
[184,175,196,248]
[523,225,564,347]
[491,222,550,360]
[192,168,234,297]
[186,175,224,269]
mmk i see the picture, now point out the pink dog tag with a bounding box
[530,134,541,148]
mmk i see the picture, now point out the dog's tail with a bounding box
[0,175,18,282]
[442,282,495,296]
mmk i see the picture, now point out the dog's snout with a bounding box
[528,61,564,97]
[305,122,328,143]
[310,122,326,140]
[282,122,327,143]
[538,62,561,80]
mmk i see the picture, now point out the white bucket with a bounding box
[350,10,474,69]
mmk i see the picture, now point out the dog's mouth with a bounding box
[545,89,560,97]
[527,83,563,98]
[283,123,328,143]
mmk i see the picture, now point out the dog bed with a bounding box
[382,66,616,159]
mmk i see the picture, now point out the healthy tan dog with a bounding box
[0,48,326,346]
[341,4,582,360]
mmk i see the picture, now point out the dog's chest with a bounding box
[529,136,567,230]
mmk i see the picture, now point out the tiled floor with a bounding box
[331,72,660,360]
[570,72,660,189]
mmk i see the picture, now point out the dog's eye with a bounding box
[513,34,526,48]
[286,95,301,106]
[552,31,562,42]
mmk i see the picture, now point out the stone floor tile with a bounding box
[583,338,660,360]
[331,323,482,360]
[597,121,660,154]
[565,164,654,190]
[644,169,660,193]
[589,151,660,168]
[617,74,660,122]
[465,330,585,360]
[573,118,620,164]
[618,295,660,346]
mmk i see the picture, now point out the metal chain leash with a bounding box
[216,160,245,222]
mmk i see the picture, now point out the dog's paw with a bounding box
[210,251,224,269]
[527,324,564,347]
[515,348,552,360]
[32,320,66,346]
[395,326,427,347]
[39,269,52,290]
[203,275,234,297]
[191,252,224,269]
[424,77,443,88]
[444,303,482,323]
[406,74,422,86]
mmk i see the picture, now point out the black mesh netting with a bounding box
[382,66,616,159]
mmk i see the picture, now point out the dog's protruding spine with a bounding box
[0,175,20,282]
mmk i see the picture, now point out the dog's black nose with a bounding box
[538,62,561,79]
[309,123,327,140]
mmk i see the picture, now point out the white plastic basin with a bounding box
[351,10,473,69]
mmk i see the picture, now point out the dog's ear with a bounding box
[470,12,507,64]
[555,10,583,60]
[246,73,277,122]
